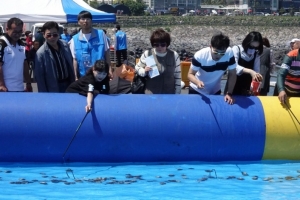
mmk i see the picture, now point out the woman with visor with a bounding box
[187,32,237,105]
[225,31,263,95]
[66,59,110,112]
[135,28,181,94]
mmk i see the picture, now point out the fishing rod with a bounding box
[63,110,91,159]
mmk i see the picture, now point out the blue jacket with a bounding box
[34,40,75,92]
[115,30,127,50]
[61,34,71,43]
[73,29,106,77]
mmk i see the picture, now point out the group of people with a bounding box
[0,10,298,112]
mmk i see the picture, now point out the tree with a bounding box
[279,7,285,15]
[123,0,146,16]
[89,0,99,8]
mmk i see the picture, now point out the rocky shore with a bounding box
[105,25,300,65]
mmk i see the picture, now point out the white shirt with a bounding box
[0,36,26,91]
[232,45,261,75]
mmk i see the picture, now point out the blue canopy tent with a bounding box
[0,0,116,23]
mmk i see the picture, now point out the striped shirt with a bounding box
[48,43,69,81]
[190,47,236,95]
[278,49,300,94]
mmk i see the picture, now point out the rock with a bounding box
[105,25,295,65]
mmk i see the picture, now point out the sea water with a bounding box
[0,161,300,199]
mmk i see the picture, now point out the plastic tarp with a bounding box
[0,0,115,23]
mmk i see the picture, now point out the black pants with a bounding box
[116,49,127,67]
[188,87,221,95]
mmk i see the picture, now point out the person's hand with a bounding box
[0,85,7,92]
[196,80,204,89]
[25,83,33,92]
[85,104,92,113]
[278,91,287,104]
[250,71,263,82]
[145,66,152,72]
[224,94,234,105]
[109,69,113,80]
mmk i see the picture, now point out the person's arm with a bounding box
[270,49,276,73]
[0,41,7,91]
[85,84,94,112]
[86,92,93,112]
[69,39,78,80]
[34,52,48,92]
[0,62,7,92]
[174,52,181,94]
[105,49,112,79]
[135,50,151,77]
[277,53,291,103]
[23,60,32,92]
[73,58,78,80]
[242,67,262,81]
[187,67,204,88]
[224,68,237,104]
[102,32,112,79]
[232,45,244,75]
[277,67,288,103]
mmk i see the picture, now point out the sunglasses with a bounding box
[45,33,59,38]
[211,49,226,55]
[249,45,259,49]
[153,43,167,48]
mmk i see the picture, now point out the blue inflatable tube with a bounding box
[0,93,265,162]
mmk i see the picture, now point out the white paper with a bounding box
[145,55,160,78]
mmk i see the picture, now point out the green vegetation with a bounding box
[123,0,146,16]
[102,15,300,28]
[165,27,171,32]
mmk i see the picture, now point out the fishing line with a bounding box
[284,102,300,126]
[200,92,223,135]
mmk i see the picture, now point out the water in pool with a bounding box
[0,161,300,199]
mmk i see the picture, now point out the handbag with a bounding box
[119,64,135,82]
[131,72,146,94]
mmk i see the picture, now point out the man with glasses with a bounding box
[34,21,75,92]
[69,11,112,80]
[187,32,237,104]
[0,17,32,92]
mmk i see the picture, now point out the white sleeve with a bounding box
[227,48,237,70]
[88,84,94,92]
[69,39,75,58]
[232,45,244,75]
[135,50,148,77]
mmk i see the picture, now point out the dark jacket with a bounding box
[34,40,75,92]
[66,73,110,95]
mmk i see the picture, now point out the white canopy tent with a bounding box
[0,0,116,23]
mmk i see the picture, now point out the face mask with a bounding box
[247,48,256,55]
[95,72,107,82]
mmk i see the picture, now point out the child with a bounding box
[66,60,110,112]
